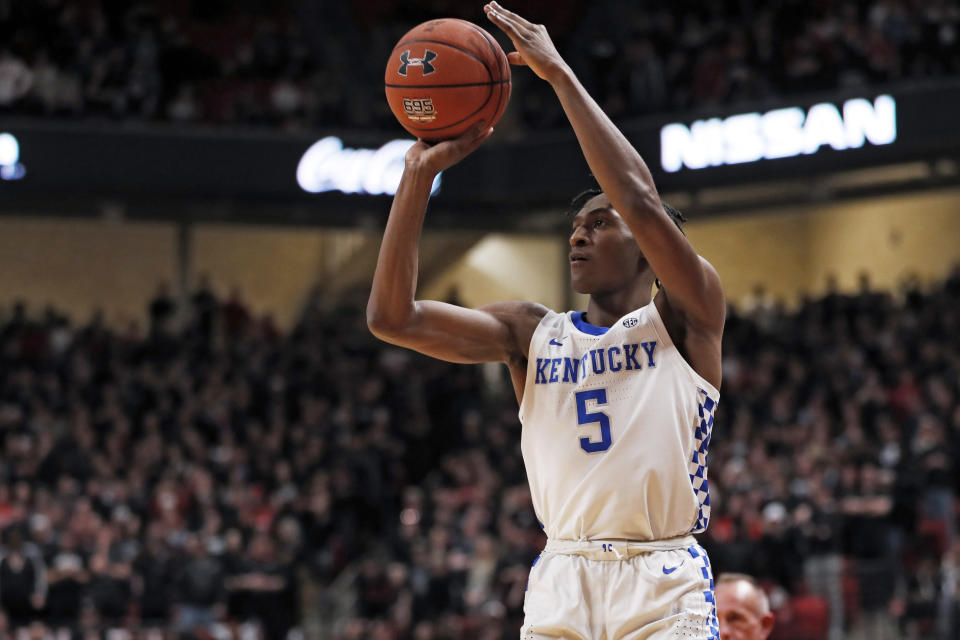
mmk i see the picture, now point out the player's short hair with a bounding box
[567,186,687,235]
[567,186,604,216]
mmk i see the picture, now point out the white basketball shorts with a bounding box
[520,537,719,640]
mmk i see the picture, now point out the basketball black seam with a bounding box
[385,80,510,88]
[465,22,510,126]
[465,23,507,82]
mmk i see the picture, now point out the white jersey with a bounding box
[518,300,720,542]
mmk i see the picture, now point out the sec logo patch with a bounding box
[622,317,638,328]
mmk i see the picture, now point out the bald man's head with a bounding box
[715,574,774,640]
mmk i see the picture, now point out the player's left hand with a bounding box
[484,2,570,85]
[405,120,494,175]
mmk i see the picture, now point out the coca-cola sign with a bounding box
[296,136,441,196]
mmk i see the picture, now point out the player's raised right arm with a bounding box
[367,124,544,365]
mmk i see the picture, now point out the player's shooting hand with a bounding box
[484,2,569,85]
[405,121,493,175]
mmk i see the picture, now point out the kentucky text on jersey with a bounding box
[534,341,657,384]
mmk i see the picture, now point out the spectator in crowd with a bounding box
[148,280,176,337]
[716,573,775,640]
[0,527,46,631]
[87,550,132,626]
[133,523,174,628]
[43,529,87,629]
[221,286,252,340]
[173,534,226,633]
[226,532,296,637]
[190,273,219,345]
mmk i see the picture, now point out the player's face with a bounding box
[568,194,643,295]
[716,582,773,640]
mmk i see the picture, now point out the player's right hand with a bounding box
[484,2,570,86]
[405,121,494,175]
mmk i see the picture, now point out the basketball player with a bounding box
[715,574,775,640]
[367,2,725,637]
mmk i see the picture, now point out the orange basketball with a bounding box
[384,19,511,141]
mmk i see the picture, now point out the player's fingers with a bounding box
[467,127,495,151]
[441,122,488,152]
[488,1,536,31]
[487,7,531,41]
[484,5,523,37]
[467,120,489,140]
[443,124,492,161]
[506,51,526,66]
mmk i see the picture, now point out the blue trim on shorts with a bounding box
[526,553,542,591]
[687,546,719,639]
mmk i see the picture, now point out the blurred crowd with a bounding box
[563,0,960,125]
[0,273,546,639]
[0,0,958,132]
[0,264,955,639]
[704,268,960,640]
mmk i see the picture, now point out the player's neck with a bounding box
[585,279,655,328]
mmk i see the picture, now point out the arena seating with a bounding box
[1,0,957,131]
[0,265,955,637]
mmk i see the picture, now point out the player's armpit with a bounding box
[654,256,725,389]
[657,255,726,334]
[368,299,547,365]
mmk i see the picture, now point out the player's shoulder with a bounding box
[477,301,551,359]
[479,300,550,320]
[697,254,722,285]
[478,300,551,323]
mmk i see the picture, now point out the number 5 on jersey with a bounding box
[575,389,612,453]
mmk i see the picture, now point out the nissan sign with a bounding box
[660,95,897,173]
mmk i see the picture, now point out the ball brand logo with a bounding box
[622,317,638,328]
[296,137,441,196]
[402,97,437,122]
[660,95,897,173]
[398,49,437,76]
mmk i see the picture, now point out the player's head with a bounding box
[567,187,686,295]
[715,573,774,640]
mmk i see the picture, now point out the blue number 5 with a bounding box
[575,389,612,453]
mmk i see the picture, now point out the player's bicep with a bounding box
[370,299,534,364]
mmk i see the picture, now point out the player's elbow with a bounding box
[367,318,400,344]
[365,307,393,339]
[365,304,410,342]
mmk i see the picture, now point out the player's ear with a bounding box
[760,612,775,636]
[636,253,649,275]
